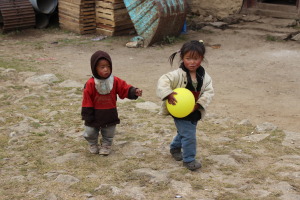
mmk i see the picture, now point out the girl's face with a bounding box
[96,59,111,78]
[182,51,203,73]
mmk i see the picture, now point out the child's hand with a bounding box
[135,89,143,96]
[193,103,200,112]
[167,92,177,105]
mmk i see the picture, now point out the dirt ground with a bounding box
[1,16,300,200]
[1,19,299,132]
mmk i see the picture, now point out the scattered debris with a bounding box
[126,36,144,48]
[91,36,107,41]
[291,32,300,41]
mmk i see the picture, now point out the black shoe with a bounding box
[183,160,202,171]
[170,148,183,161]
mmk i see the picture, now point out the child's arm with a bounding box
[156,70,179,100]
[115,77,142,99]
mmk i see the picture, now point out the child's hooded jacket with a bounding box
[81,50,138,128]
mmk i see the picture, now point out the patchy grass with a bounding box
[0,57,38,72]
[265,34,285,42]
[0,37,299,200]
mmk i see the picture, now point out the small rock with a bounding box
[24,74,59,85]
[126,41,142,48]
[52,153,81,164]
[241,134,270,142]
[3,68,17,74]
[237,119,252,126]
[255,122,277,132]
[46,193,58,200]
[58,80,83,88]
[204,15,214,22]
[209,22,228,29]
[54,174,79,185]
[9,132,17,137]
[11,175,26,182]
[291,33,300,41]
[282,131,300,148]
[207,155,239,166]
[0,117,6,123]
[135,101,160,112]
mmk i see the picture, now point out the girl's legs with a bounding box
[172,118,198,163]
[170,125,183,161]
[170,132,182,150]
[83,126,100,154]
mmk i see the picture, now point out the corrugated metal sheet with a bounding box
[0,0,35,32]
[124,0,187,47]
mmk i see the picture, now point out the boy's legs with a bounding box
[83,126,100,154]
[99,125,116,155]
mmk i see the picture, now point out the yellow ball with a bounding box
[166,88,195,118]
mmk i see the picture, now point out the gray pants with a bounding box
[83,125,116,146]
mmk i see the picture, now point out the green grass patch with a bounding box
[0,57,38,72]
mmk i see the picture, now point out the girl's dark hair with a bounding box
[169,40,206,66]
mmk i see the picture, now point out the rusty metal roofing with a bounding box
[124,0,187,47]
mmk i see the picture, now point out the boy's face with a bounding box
[96,59,111,78]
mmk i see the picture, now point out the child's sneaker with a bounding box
[183,160,202,171]
[170,148,183,161]
[99,145,111,156]
[89,144,99,154]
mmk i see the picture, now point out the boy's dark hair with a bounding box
[169,40,206,66]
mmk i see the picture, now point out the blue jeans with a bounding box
[170,118,198,163]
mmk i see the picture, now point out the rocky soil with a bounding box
[0,15,300,200]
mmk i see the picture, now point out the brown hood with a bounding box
[90,50,112,79]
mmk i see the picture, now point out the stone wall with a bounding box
[186,0,244,19]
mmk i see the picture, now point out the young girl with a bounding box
[81,50,142,156]
[156,40,214,171]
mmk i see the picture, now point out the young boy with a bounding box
[81,50,142,155]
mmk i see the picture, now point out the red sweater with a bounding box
[81,76,137,128]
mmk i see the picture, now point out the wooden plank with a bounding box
[59,1,95,11]
[95,12,130,21]
[96,27,114,36]
[95,1,125,9]
[59,0,95,6]
[59,8,95,18]
[96,7,128,15]
[96,17,132,26]
[60,20,96,31]
[95,0,124,4]
[96,26,135,36]
[97,22,133,31]
[59,14,95,24]
[59,14,95,22]
[96,7,128,21]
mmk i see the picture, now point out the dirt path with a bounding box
[1,21,300,132]
[1,18,300,200]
